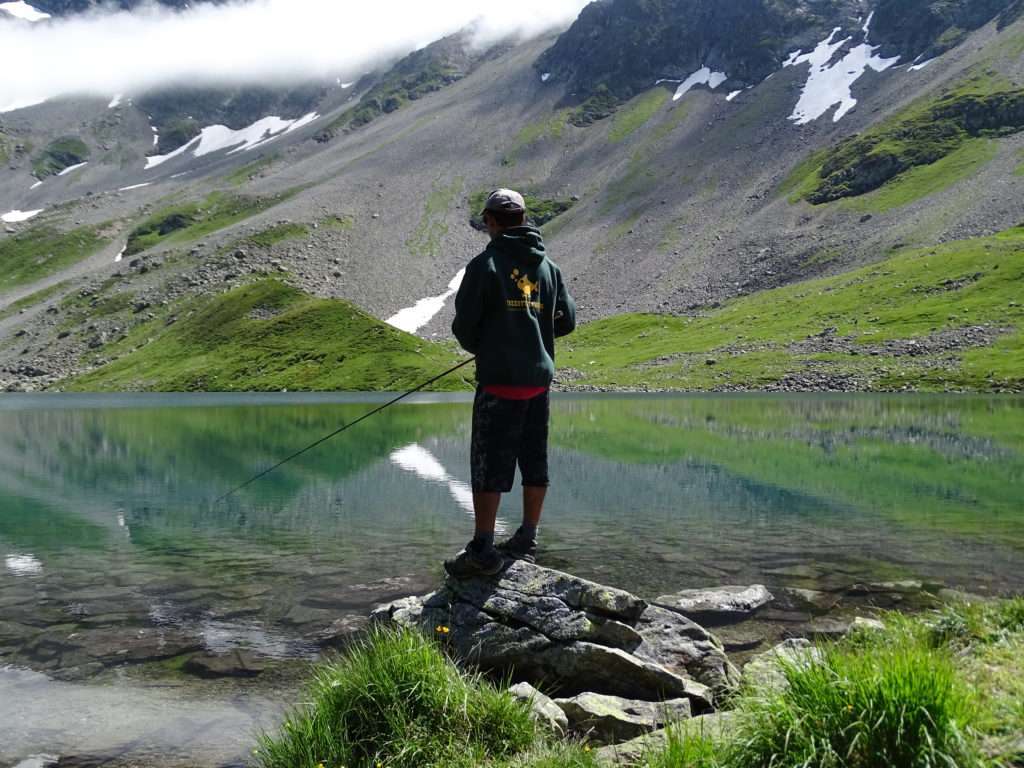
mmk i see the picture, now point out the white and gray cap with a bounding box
[481,188,526,215]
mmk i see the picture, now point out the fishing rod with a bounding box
[214,356,476,504]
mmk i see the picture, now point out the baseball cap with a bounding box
[481,188,526,215]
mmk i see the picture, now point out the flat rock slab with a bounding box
[555,692,691,745]
[654,585,773,625]
[371,560,737,706]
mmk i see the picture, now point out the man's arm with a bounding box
[452,259,485,354]
[553,269,577,338]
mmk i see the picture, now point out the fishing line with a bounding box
[214,357,475,503]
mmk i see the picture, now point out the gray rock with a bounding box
[742,639,822,692]
[654,585,773,624]
[371,561,735,706]
[775,587,839,613]
[555,692,691,745]
[508,682,567,733]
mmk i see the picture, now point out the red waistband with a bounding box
[483,385,549,400]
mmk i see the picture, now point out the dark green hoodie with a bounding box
[452,226,576,387]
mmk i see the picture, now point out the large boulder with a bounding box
[555,692,691,745]
[371,560,738,707]
[653,585,773,625]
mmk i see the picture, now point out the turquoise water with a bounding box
[1,393,1022,766]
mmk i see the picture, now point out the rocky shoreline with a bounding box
[369,558,930,762]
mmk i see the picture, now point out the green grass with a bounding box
[67,279,469,392]
[562,226,1024,392]
[781,71,1024,208]
[732,634,978,767]
[839,139,998,213]
[31,136,89,178]
[320,213,355,231]
[256,627,537,768]
[0,226,108,291]
[124,190,295,256]
[1015,147,1024,175]
[242,222,309,248]
[407,177,463,259]
[0,281,68,320]
[503,110,572,166]
[607,89,670,143]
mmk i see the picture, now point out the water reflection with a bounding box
[1,393,1022,766]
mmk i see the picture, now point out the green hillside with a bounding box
[561,226,1024,392]
[68,279,471,392]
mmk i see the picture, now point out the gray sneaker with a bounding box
[444,543,505,579]
[496,528,537,563]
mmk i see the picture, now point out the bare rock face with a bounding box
[555,692,692,745]
[653,585,773,625]
[370,560,738,709]
[742,638,823,692]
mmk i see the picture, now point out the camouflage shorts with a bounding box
[470,387,550,493]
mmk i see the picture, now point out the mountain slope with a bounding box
[1,0,1023,392]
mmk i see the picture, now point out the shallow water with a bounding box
[1,393,1022,766]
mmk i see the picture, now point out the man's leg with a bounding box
[473,491,502,547]
[522,485,547,530]
[498,392,549,560]
[445,390,524,578]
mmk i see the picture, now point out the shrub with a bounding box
[256,627,536,768]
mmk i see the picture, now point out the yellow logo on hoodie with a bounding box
[508,268,543,311]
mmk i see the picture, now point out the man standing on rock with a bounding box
[444,189,577,579]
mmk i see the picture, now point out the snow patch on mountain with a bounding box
[29,180,43,190]
[57,161,88,176]
[0,1,49,22]
[144,112,319,170]
[672,67,728,101]
[909,58,936,72]
[386,269,465,334]
[108,94,123,108]
[786,22,899,125]
[2,208,43,223]
[119,182,152,191]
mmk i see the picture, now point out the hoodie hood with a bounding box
[492,225,546,267]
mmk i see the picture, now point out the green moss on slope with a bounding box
[0,226,108,291]
[783,76,1024,208]
[561,226,1024,392]
[68,279,469,392]
[607,88,671,142]
[124,190,295,256]
[31,136,90,178]
[466,190,575,230]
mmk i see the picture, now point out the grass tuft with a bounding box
[256,627,536,768]
[731,638,979,768]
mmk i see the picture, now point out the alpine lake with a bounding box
[1,393,1022,767]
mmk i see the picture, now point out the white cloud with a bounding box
[0,0,590,113]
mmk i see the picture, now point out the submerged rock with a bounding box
[371,560,738,707]
[555,692,691,745]
[653,585,773,624]
[182,650,265,679]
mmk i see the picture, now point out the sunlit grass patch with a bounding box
[256,627,536,768]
